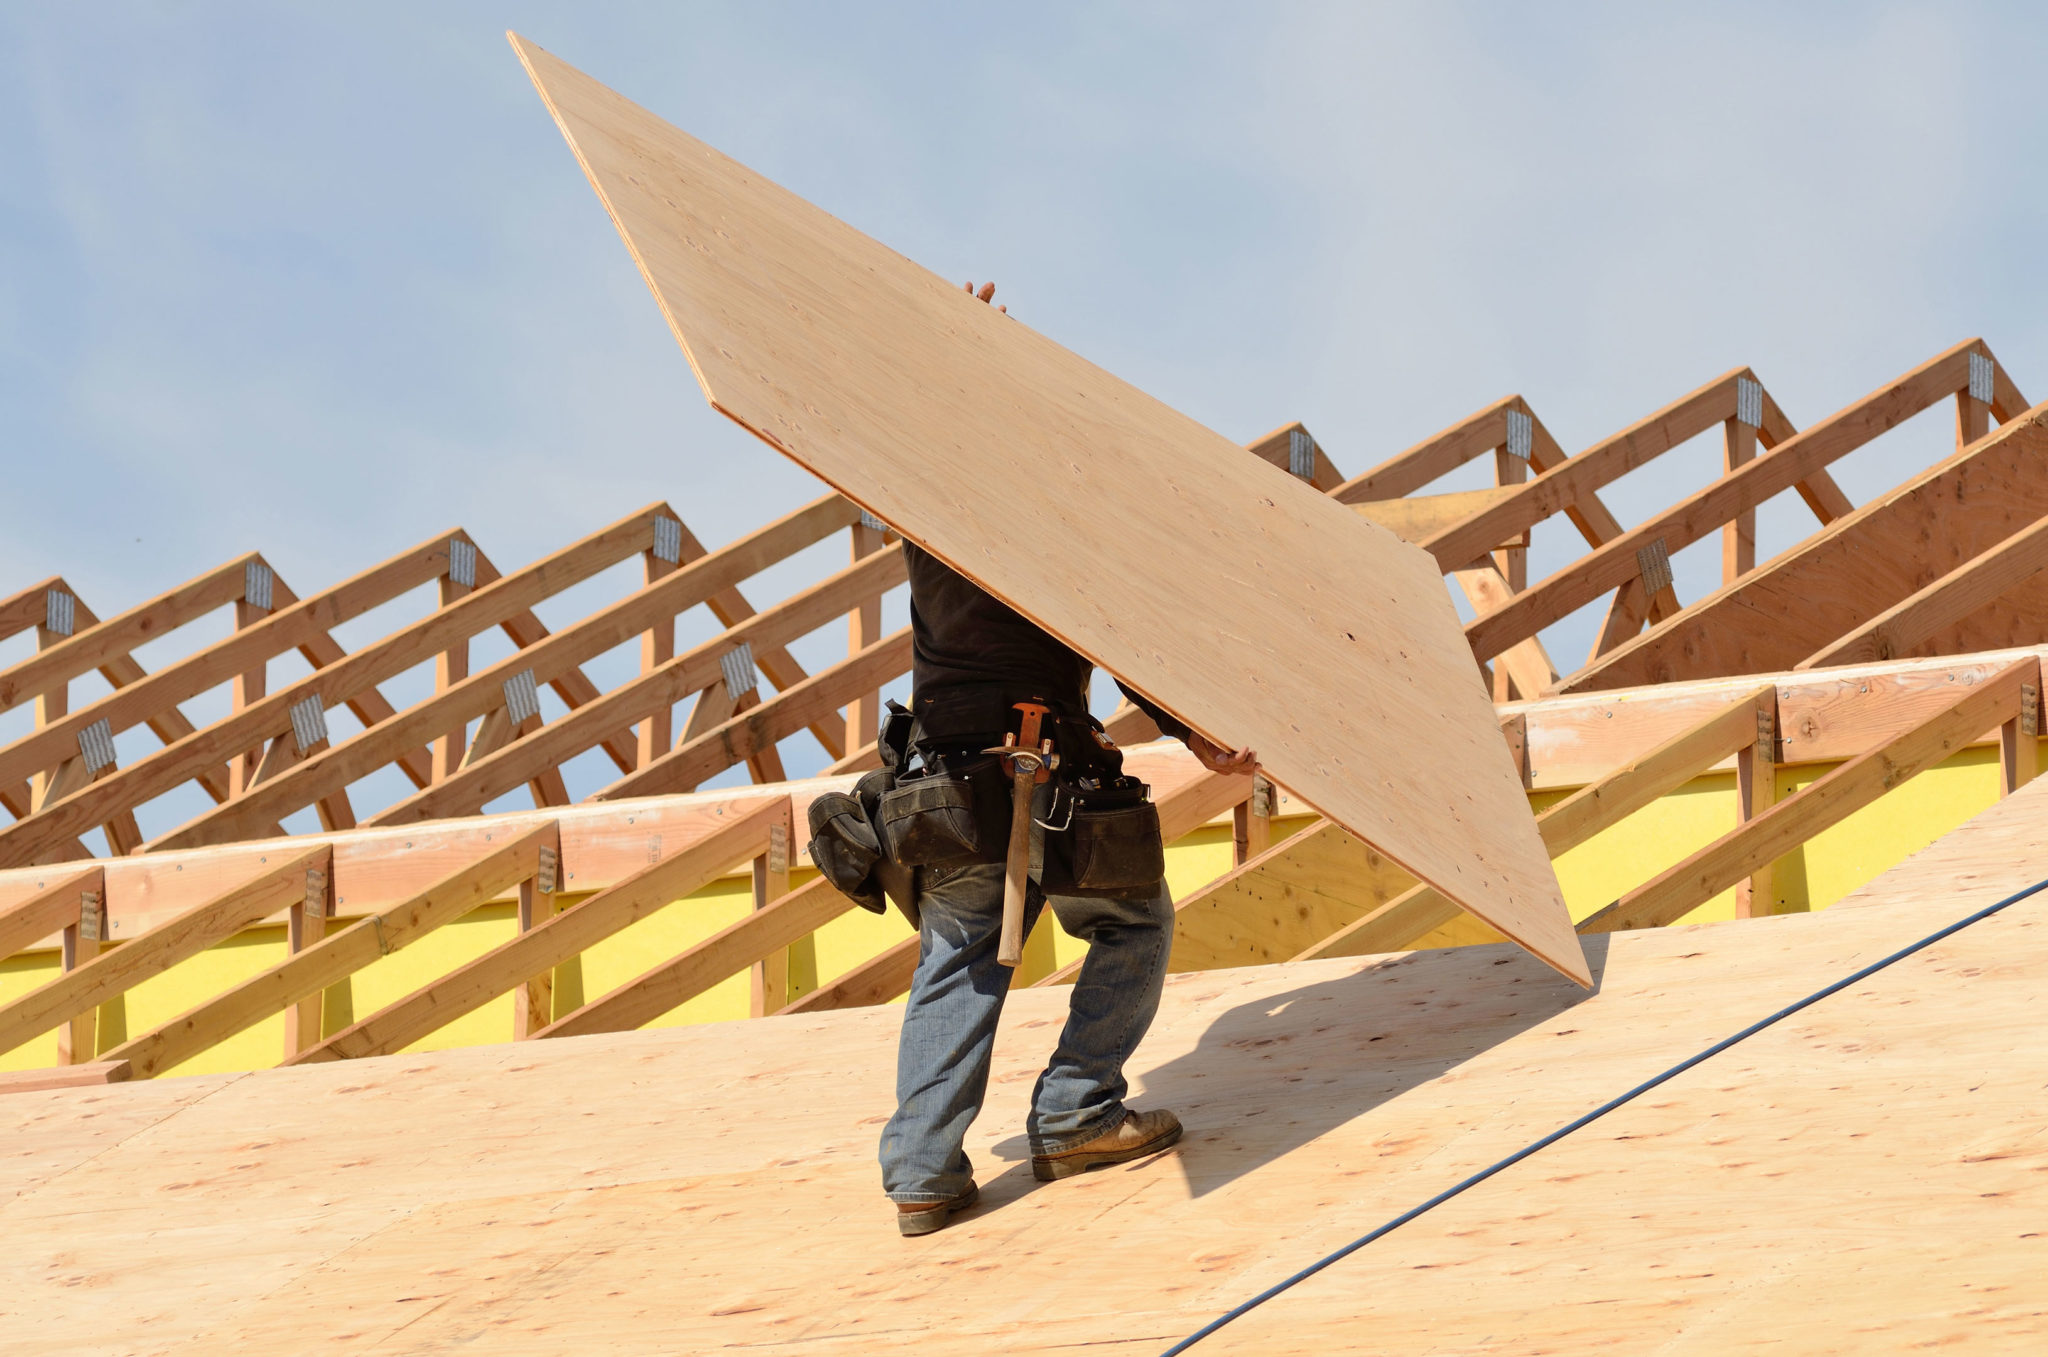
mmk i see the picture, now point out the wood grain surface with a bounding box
[4,777,2046,1352]
[510,35,1583,985]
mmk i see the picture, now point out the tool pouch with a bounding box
[805,700,925,923]
[1039,775,1166,897]
[805,767,897,914]
[878,754,1011,868]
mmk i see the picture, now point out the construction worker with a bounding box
[884,281,1259,1236]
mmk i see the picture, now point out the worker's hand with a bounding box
[962,279,1008,314]
[1185,732,1259,776]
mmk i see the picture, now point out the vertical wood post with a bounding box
[228,574,271,797]
[433,542,473,782]
[749,811,793,1016]
[1722,416,1758,583]
[2000,670,2039,798]
[639,527,679,764]
[1736,691,1779,919]
[846,519,887,755]
[1491,441,1528,703]
[30,596,70,810]
[1956,388,1992,452]
[56,889,104,1064]
[1232,776,1274,867]
[283,861,331,1057]
[512,840,561,1038]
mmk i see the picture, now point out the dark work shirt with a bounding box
[903,541,1189,741]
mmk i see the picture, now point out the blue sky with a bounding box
[4,2,2046,830]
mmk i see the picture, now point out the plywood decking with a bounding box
[511,36,1585,986]
[7,777,2046,1353]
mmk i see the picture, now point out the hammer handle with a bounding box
[996,767,1035,967]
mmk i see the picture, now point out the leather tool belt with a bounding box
[884,686,1166,898]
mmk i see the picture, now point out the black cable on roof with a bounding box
[1160,874,2048,1355]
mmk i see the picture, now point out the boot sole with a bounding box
[896,1182,979,1236]
[1031,1121,1183,1181]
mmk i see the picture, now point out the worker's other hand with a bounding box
[1185,733,1259,776]
[962,279,1008,313]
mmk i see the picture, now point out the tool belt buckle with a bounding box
[986,701,1058,785]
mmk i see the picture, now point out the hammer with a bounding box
[987,702,1055,967]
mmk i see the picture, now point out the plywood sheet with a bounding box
[509,36,1584,985]
[4,779,2046,1352]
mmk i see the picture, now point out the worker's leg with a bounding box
[1026,879,1175,1153]
[879,861,1046,1202]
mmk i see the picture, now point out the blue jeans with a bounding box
[879,859,1175,1202]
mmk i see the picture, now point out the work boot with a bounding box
[894,1181,979,1237]
[1031,1108,1183,1182]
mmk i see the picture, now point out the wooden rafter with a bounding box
[1473,340,2018,672]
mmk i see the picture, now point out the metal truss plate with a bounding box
[652,515,684,564]
[1735,377,1763,429]
[1636,537,1675,599]
[1969,351,1995,403]
[243,560,275,611]
[77,718,115,775]
[288,695,330,753]
[502,668,542,725]
[720,641,758,700]
[1287,428,1318,480]
[447,537,478,589]
[44,588,75,637]
[1504,409,1533,460]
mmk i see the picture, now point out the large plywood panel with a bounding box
[509,36,1585,986]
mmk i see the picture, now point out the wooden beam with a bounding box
[0,846,327,1059]
[1579,659,2034,934]
[132,498,850,854]
[98,827,556,1079]
[268,570,436,791]
[2002,680,2039,798]
[1244,421,1345,492]
[774,933,917,1015]
[282,861,331,1057]
[0,577,65,645]
[1736,691,1779,919]
[1423,370,1745,574]
[1798,510,2048,670]
[0,530,469,865]
[288,800,784,1063]
[1723,416,1759,582]
[747,807,794,1015]
[1575,382,2045,691]
[667,514,849,763]
[598,629,912,799]
[0,1060,130,1093]
[1452,559,1557,699]
[1472,340,1994,668]
[0,557,253,715]
[1331,399,1513,504]
[1297,687,1773,960]
[0,866,101,961]
[363,545,906,825]
[540,877,849,1039]
[844,521,886,755]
